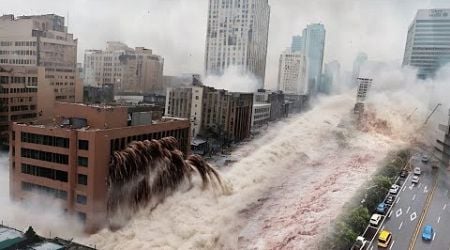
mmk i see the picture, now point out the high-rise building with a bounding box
[84,42,164,94]
[0,14,80,119]
[319,60,340,94]
[302,23,326,95]
[291,35,303,52]
[277,48,307,95]
[204,0,270,88]
[402,9,450,79]
[0,66,42,145]
[352,52,368,86]
[10,102,190,232]
[165,86,203,138]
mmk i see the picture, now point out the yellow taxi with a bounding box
[378,230,392,248]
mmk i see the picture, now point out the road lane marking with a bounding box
[410,212,417,221]
[396,208,402,218]
[388,210,393,218]
[412,194,416,200]
[408,176,438,250]
[409,184,414,190]
[433,232,436,241]
[370,246,373,250]
[444,204,447,210]
[402,185,407,191]
[396,197,401,204]
[390,240,395,250]
[399,221,403,230]
[382,226,385,231]
[406,206,411,214]
[424,186,428,193]
[438,216,441,223]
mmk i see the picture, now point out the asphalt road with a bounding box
[368,152,450,250]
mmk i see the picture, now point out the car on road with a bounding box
[412,175,420,184]
[422,155,429,163]
[389,184,400,194]
[414,167,421,175]
[370,214,382,227]
[376,203,387,214]
[378,230,392,248]
[422,225,434,241]
[385,194,395,205]
[400,169,408,178]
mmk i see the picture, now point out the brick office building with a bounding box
[10,102,190,232]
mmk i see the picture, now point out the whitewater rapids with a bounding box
[85,92,421,249]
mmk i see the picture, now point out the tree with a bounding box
[345,207,370,234]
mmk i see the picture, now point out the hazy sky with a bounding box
[3,0,450,89]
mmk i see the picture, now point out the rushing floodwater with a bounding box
[85,92,424,249]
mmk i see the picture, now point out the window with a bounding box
[21,163,68,182]
[21,148,68,164]
[21,181,67,200]
[78,140,89,150]
[76,194,87,205]
[78,174,88,185]
[78,156,88,167]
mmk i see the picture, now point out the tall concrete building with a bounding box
[0,14,80,119]
[10,102,190,232]
[204,0,270,88]
[402,9,450,79]
[302,23,326,95]
[320,60,340,94]
[84,42,164,94]
[165,86,203,138]
[352,52,368,86]
[277,48,307,95]
[291,35,303,52]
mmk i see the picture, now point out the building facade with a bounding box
[0,65,42,145]
[291,35,303,53]
[252,103,271,127]
[84,42,164,94]
[165,86,203,138]
[201,87,253,143]
[434,109,450,169]
[0,14,80,119]
[204,0,270,88]
[319,60,340,94]
[302,23,326,95]
[402,9,450,79]
[10,102,190,232]
[83,84,114,104]
[277,48,307,95]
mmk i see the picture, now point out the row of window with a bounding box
[0,76,38,84]
[0,41,36,47]
[21,163,68,182]
[11,113,37,120]
[0,59,36,65]
[0,87,37,94]
[21,148,69,165]
[21,132,70,148]
[0,50,37,55]
[22,181,67,200]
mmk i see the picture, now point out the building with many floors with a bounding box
[402,9,450,79]
[204,0,270,88]
[0,14,81,119]
[291,35,303,53]
[302,23,326,95]
[165,86,204,138]
[10,102,190,232]
[84,42,164,94]
[277,48,307,95]
[0,65,41,145]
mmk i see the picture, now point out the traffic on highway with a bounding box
[351,151,450,250]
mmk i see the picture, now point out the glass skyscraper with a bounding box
[302,23,326,95]
[402,9,450,79]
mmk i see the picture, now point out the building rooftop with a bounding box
[0,225,95,250]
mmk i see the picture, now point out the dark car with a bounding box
[400,170,408,178]
[385,195,395,205]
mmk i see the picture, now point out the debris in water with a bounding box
[106,137,226,230]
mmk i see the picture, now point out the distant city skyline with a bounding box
[2,0,450,89]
